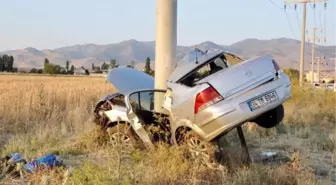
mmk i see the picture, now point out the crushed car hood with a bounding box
[106,67,154,94]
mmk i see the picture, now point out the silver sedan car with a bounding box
[94,49,292,167]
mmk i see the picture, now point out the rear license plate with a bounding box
[248,91,278,111]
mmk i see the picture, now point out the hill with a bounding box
[1,38,335,70]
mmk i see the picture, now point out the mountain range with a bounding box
[1,38,335,71]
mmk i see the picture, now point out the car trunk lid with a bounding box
[196,56,276,98]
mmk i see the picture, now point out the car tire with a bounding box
[106,123,140,149]
[253,104,284,128]
[179,130,222,169]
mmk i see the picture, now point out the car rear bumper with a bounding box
[196,73,291,141]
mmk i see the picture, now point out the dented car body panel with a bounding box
[95,49,292,147]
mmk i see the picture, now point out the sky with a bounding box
[0,0,335,51]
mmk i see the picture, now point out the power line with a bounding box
[294,6,302,29]
[268,0,283,9]
[268,0,299,38]
[284,11,299,38]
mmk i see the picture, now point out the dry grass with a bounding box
[0,74,334,185]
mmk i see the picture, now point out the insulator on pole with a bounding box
[294,4,297,10]
[324,2,327,9]
[284,4,286,10]
[313,3,315,9]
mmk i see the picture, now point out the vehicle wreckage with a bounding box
[93,49,292,168]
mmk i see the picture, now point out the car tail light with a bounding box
[194,86,223,114]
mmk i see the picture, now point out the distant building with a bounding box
[74,67,89,75]
[305,71,319,83]
[306,71,335,83]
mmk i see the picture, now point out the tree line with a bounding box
[42,58,75,74]
[91,57,153,76]
[0,55,154,76]
[0,54,15,72]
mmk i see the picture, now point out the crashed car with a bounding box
[94,49,292,166]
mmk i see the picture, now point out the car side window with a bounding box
[129,91,166,112]
[129,93,140,110]
[139,91,154,111]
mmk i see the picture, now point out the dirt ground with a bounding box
[248,134,335,183]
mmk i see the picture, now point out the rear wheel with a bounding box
[253,105,284,128]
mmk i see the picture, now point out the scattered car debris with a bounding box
[94,48,292,168]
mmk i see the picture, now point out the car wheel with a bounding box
[181,131,222,169]
[106,123,138,149]
[253,104,284,128]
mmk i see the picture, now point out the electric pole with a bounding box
[315,56,325,81]
[285,0,327,87]
[154,0,177,112]
[307,27,320,83]
[332,54,336,83]
[330,57,336,81]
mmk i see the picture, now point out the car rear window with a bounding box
[179,55,228,87]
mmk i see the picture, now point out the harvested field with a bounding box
[0,74,335,185]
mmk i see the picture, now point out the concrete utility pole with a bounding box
[331,54,336,82]
[308,27,320,83]
[316,56,321,81]
[285,0,327,86]
[333,54,336,80]
[154,0,177,112]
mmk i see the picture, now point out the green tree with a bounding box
[101,62,109,70]
[44,63,56,74]
[30,68,37,73]
[0,56,3,72]
[54,65,62,74]
[44,58,50,73]
[66,60,70,72]
[2,55,10,71]
[110,59,116,69]
[37,69,43,74]
[8,56,14,72]
[70,65,75,74]
[144,57,151,74]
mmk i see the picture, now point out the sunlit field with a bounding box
[0,74,334,185]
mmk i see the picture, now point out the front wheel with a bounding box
[106,123,139,149]
[180,131,222,169]
[253,104,284,128]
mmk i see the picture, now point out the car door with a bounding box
[125,89,169,146]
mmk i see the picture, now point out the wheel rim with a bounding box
[109,132,133,149]
[186,136,220,169]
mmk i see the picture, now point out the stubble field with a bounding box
[0,74,335,185]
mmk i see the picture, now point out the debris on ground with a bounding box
[0,153,66,181]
